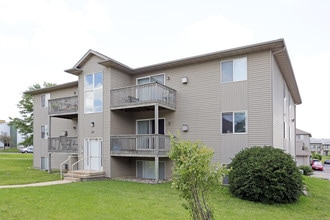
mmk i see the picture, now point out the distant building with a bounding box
[310,138,330,156]
[295,128,311,166]
[0,120,24,148]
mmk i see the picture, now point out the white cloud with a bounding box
[180,15,254,55]
[294,52,330,137]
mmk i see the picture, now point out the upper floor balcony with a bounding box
[48,137,78,153]
[49,96,78,118]
[110,134,171,157]
[296,141,311,156]
[110,82,176,111]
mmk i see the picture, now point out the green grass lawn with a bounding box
[1,153,330,219]
[0,153,60,185]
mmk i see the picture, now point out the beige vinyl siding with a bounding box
[111,157,134,177]
[248,51,273,146]
[33,94,49,168]
[103,68,111,177]
[220,79,248,164]
[109,69,135,177]
[33,86,78,169]
[110,68,132,88]
[272,55,285,149]
[163,61,221,161]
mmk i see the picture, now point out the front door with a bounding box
[84,138,102,171]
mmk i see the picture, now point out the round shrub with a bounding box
[228,146,303,204]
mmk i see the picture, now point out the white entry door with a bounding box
[84,138,102,171]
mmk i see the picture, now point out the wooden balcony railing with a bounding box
[110,134,171,157]
[48,96,78,116]
[110,82,176,110]
[48,137,78,153]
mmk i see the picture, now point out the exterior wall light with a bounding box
[181,77,188,84]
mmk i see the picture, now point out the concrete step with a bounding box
[63,176,81,182]
[64,170,106,182]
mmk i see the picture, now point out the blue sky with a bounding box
[0,0,329,137]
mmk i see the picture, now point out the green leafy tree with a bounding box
[9,82,56,146]
[169,136,227,220]
[0,132,11,149]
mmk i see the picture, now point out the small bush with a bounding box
[312,153,322,161]
[228,146,303,204]
[298,165,313,176]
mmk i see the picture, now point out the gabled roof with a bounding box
[65,49,110,75]
[63,39,302,104]
[296,128,312,137]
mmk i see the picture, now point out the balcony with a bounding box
[296,141,311,156]
[110,134,171,157]
[48,137,78,153]
[110,82,176,111]
[49,96,78,118]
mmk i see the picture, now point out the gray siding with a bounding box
[161,61,222,162]
[248,51,273,146]
[33,86,78,170]
[272,55,285,148]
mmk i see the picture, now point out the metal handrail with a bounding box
[60,155,77,180]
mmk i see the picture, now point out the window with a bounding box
[221,57,247,82]
[222,111,246,134]
[41,125,48,139]
[137,73,165,85]
[41,93,50,108]
[84,72,103,113]
[136,160,165,179]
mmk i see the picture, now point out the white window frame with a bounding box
[221,111,247,134]
[136,73,165,85]
[41,93,50,108]
[41,125,48,139]
[221,57,247,83]
[136,160,166,179]
[84,72,103,114]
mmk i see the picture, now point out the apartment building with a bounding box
[26,39,302,181]
[310,138,330,156]
[295,128,311,166]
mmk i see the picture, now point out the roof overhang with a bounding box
[24,81,78,95]
[65,49,110,76]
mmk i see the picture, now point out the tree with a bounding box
[0,132,11,150]
[9,82,56,146]
[169,136,227,220]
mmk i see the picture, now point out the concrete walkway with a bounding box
[0,180,72,189]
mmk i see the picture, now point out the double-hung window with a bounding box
[221,57,247,83]
[84,72,103,113]
[222,111,247,134]
[41,125,48,139]
[136,73,165,85]
[41,94,50,108]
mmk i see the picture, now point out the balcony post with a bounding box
[155,104,159,182]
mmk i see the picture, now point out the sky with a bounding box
[0,0,329,138]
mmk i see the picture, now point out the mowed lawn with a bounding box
[1,153,330,219]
